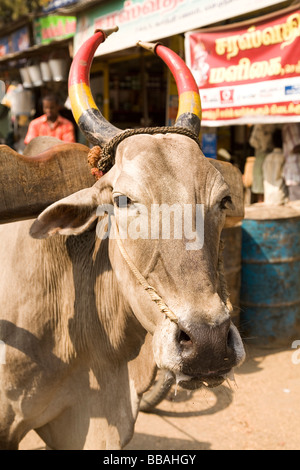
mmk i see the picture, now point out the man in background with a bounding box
[24,94,75,145]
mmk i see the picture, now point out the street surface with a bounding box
[20,343,300,450]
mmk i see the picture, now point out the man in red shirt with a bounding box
[24,94,76,145]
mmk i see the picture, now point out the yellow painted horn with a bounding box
[138,41,202,136]
[68,28,121,146]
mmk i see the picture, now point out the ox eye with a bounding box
[113,195,132,208]
[220,195,232,210]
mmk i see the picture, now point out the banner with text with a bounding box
[74,0,283,56]
[185,7,300,125]
[34,16,76,45]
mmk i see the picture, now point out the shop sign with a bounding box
[0,26,30,57]
[185,7,300,125]
[34,16,76,45]
[74,0,283,56]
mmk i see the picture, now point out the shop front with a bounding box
[0,14,76,151]
[185,4,300,125]
[90,49,168,130]
[72,0,289,139]
[184,3,300,183]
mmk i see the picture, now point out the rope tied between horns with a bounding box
[87,126,202,177]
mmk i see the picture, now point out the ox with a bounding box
[0,29,245,449]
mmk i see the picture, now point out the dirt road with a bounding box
[20,342,300,450]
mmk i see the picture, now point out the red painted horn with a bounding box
[137,41,202,136]
[68,27,121,146]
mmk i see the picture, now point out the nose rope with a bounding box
[114,226,231,324]
[218,239,233,313]
[113,225,179,324]
[113,220,232,324]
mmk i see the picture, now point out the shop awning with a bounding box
[185,4,300,125]
[0,38,71,65]
[73,0,285,57]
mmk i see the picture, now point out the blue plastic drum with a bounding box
[240,203,300,346]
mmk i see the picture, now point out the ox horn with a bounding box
[68,27,122,146]
[137,41,202,136]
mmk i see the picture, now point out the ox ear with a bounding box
[30,184,109,239]
[208,159,244,227]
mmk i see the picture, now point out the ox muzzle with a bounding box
[175,317,244,389]
[153,307,245,390]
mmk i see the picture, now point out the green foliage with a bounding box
[0,0,51,23]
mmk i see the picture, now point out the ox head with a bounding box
[30,29,245,389]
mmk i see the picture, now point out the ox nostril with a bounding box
[178,329,193,348]
[226,324,234,350]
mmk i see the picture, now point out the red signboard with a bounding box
[185,7,300,125]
